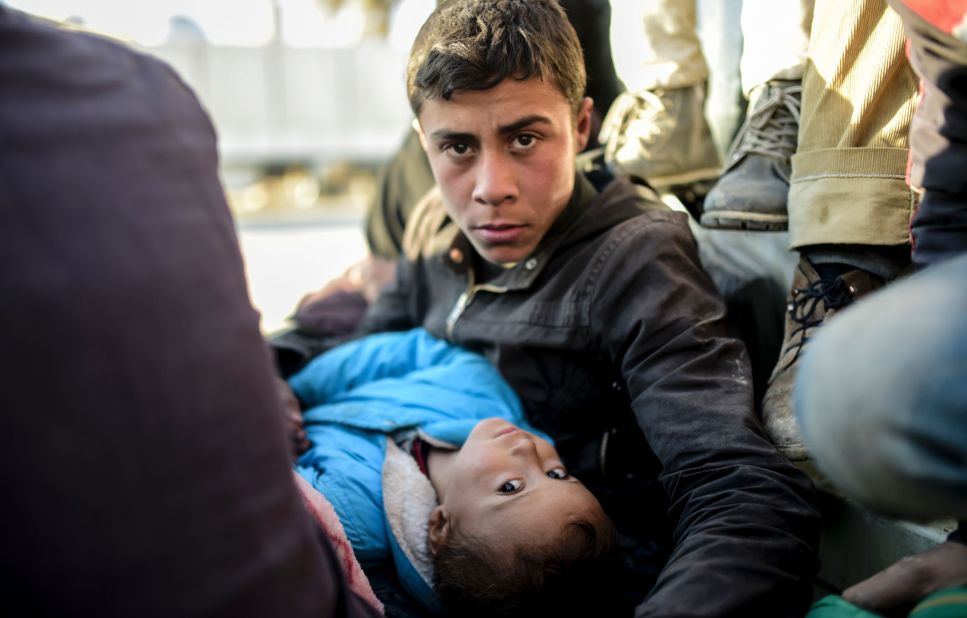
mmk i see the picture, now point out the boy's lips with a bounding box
[473,222,527,244]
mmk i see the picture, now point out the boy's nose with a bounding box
[472,151,517,207]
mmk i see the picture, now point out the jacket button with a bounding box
[524,258,538,270]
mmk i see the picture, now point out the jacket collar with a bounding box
[443,172,600,291]
[443,173,660,291]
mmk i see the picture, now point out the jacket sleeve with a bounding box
[593,215,821,617]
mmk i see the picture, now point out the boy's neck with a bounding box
[426,446,457,500]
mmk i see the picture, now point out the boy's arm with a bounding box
[289,327,454,407]
[269,256,396,379]
[596,215,820,617]
[269,248,418,383]
[287,233,428,410]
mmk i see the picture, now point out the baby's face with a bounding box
[439,418,606,546]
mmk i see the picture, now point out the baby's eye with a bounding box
[499,479,523,493]
[546,467,569,480]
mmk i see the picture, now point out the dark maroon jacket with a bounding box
[0,7,378,617]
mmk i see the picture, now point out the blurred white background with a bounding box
[4,0,437,331]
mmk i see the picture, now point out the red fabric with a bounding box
[899,0,967,34]
[294,474,385,615]
[410,438,431,476]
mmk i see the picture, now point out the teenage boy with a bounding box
[349,0,821,615]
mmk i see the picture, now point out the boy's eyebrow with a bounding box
[497,114,552,136]
[428,115,553,143]
[428,129,478,143]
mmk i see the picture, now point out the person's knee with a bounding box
[795,256,967,518]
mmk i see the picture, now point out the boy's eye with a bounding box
[443,142,472,157]
[546,467,569,480]
[498,479,523,493]
[512,134,537,149]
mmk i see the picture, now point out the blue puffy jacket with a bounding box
[290,328,546,611]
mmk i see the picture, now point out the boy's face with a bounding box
[432,418,605,551]
[416,78,593,265]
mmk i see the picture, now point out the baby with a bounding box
[289,328,614,616]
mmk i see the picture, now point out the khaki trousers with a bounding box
[610,0,811,94]
[789,0,919,249]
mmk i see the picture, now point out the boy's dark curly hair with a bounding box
[432,516,616,617]
[406,0,587,116]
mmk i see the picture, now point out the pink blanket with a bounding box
[293,473,384,614]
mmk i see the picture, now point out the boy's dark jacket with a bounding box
[362,174,821,617]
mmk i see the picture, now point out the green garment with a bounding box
[808,588,967,618]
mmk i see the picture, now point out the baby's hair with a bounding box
[432,516,616,616]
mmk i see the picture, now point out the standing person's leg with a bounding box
[762,0,919,460]
[701,0,813,230]
[609,0,707,92]
[738,0,812,96]
[796,4,967,614]
[601,0,720,189]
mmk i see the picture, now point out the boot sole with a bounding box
[699,210,788,231]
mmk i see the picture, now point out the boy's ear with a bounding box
[574,96,594,152]
[413,118,429,152]
[427,505,450,556]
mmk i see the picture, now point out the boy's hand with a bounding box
[276,377,309,459]
[296,255,396,309]
[843,540,967,614]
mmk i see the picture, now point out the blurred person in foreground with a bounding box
[0,7,379,616]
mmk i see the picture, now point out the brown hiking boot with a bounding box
[762,257,885,460]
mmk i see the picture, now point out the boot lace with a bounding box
[782,276,854,360]
[725,82,801,175]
